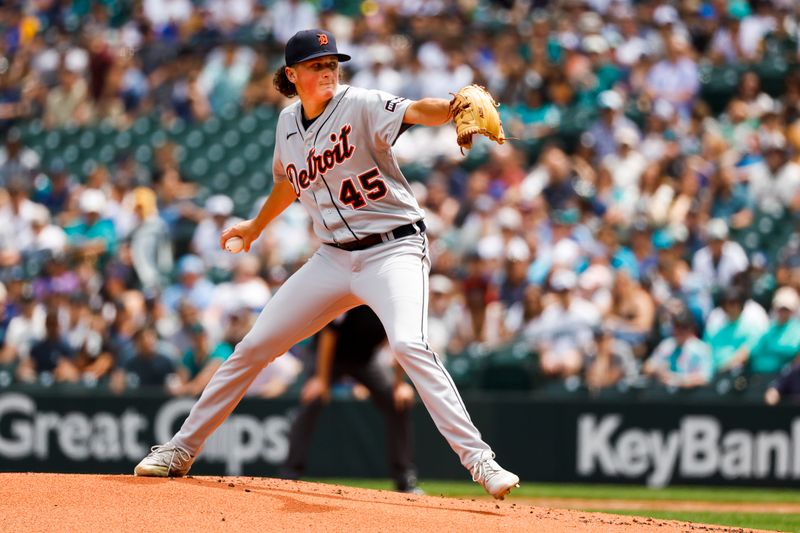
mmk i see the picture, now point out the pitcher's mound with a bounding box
[0,473,762,532]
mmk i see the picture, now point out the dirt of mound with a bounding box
[0,474,773,533]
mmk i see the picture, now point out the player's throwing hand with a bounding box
[219,219,262,253]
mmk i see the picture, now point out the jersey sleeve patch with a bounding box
[366,89,413,149]
[384,97,407,112]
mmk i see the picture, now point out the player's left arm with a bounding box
[402,98,451,127]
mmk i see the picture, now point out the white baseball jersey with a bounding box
[167,83,499,481]
[272,84,424,243]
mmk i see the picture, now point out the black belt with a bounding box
[325,220,426,252]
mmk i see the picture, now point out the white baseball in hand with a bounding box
[225,236,244,254]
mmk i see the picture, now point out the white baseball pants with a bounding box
[171,233,492,469]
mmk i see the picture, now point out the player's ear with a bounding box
[286,66,297,83]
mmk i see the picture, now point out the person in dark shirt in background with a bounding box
[765,361,800,405]
[110,326,175,393]
[280,305,422,494]
[17,309,77,384]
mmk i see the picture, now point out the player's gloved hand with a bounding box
[393,381,415,410]
[219,218,262,253]
[301,376,331,405]
[449,84,507,154]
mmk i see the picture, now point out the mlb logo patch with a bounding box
[385,97,406,112]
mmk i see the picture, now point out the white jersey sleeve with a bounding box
[271,108,294,184]
[272,152,287,184]
[362,90,413,150]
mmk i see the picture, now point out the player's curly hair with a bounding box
[273,65,297,98]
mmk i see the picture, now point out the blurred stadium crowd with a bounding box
[1,0,800,403]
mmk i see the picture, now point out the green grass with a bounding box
[314,479,800,503]
[594,509,800,533]
[310,479,800,532]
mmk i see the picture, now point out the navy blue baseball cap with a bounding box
[285,29,351,66]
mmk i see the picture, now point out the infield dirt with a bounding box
[0,473,774,532]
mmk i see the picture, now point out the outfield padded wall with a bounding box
[0,390,799,487]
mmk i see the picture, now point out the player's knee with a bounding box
[233,337,280,365]
[389,338,425,358]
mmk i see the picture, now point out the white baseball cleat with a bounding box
[134,443,194,477]
[470,451,520,500]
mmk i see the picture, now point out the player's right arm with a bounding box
[221,111,297,252]
[219,179,296,252]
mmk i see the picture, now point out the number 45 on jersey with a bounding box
[339,167,387,209]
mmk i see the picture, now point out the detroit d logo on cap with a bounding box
[317,33,329,46]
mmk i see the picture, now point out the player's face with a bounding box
[289,55,339,103]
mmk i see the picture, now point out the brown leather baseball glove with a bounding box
[449,84,507,153]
